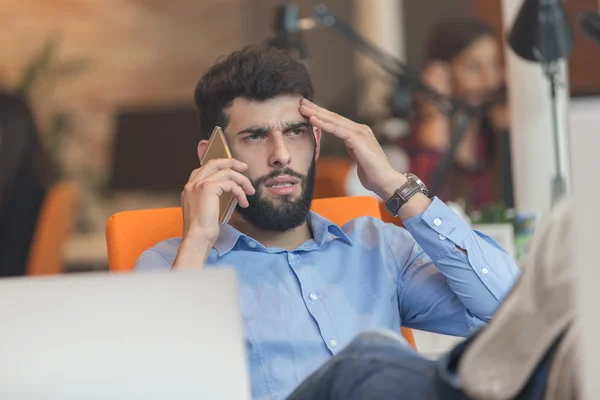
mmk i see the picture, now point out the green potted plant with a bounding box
[15,37,89,170]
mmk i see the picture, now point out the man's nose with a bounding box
[268,135,291,167]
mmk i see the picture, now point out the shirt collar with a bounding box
[212,211,352,257]
[308,211,353,247]
[212,223,244,257]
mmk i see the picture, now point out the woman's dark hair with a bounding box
[425,18,496,63]
[0,92,56,276]
[0,92,55,205]
[194,45,314,140]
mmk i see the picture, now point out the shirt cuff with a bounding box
[402,197,472,261]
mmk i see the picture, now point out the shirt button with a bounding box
[329,339,338,348]
[482,268,489,275]
[248,241,257,248]
[434,218,442,226]
[439,234,447,241]
[309,293,318,301]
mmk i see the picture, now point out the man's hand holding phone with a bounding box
[173,158,255,269]
[182,159,254,242]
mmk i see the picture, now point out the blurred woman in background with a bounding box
[0,92,56,276]
[407,18,513,213]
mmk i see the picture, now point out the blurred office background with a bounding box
[2,0,600,356]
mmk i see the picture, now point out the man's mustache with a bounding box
[253,168,306,188]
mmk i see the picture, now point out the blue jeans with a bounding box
[287,330,561,400]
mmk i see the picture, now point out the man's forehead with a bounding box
[224,96,307,129]
[226,95,302,111]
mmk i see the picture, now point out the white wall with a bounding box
[571,96,600,399]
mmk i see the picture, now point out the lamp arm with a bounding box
[310,4,478,197]
[312,4,479,118]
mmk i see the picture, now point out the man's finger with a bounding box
[300,100,354,130]
[301,104,352,128]
[195,180,249,208]
[193,158,248,181]
[207,168,256,195]
[214,180,250,208]
[188,167,203,182]
[203,157,248,172]
[308,115,351,141]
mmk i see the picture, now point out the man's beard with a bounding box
[236,157,316,232]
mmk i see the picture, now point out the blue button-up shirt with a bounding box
[135,197,520,400]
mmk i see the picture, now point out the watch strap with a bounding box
[385,178,422,217]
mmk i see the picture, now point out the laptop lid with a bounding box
[0,269,250,400]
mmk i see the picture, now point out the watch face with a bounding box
[406,173,429,196]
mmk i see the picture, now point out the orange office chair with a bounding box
[106,195,416,348]
[27,181,80,276]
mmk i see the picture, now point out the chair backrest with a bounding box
[106,196,380,272]
[105,195,416,348]
[27,181,80,276]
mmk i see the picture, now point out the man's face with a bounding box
[200,94,321,231]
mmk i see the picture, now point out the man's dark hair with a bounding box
[194,45,314,140]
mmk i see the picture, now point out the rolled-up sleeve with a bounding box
[397,197,520,335]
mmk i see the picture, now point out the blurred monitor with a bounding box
[110,107,200,192]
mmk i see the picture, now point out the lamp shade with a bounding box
[269,3,308,61]
[508,0,574,62]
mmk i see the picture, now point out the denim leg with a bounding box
[287,330,457,400]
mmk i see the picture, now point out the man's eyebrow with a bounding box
[235,125,270,136]
[235,121,310,136]
[285,121,310,131]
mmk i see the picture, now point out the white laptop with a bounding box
[0,269,250,400]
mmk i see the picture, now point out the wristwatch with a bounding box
[385,173,429,217]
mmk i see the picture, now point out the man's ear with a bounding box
[313,126,322,161]
[197,140,209,164]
